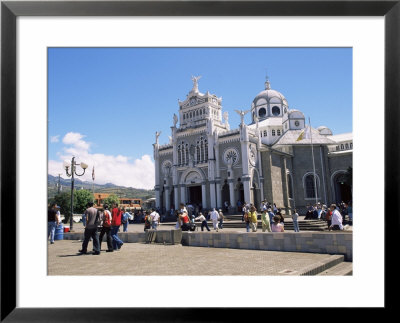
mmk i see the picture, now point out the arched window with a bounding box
[263,130,268,137]
[177,144,182,165]
[305,174,318,198]
[272,106,280,116]
[350,142,353,149]
[178,141,190,165]
[288,174,293,199]
[184,143,189,165]
[258,107,266,117]
[196,140,200,162]
[196,137,208,163]
[345,143,349,149]
[272,130,276,136]
[336,146,339,151]
[341,144,344,150]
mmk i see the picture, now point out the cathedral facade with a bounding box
[153,77,352,214]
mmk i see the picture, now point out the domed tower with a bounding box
[251,78,289,123]
[282,109,306,134]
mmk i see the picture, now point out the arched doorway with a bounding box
[160,187,165,214]
[334,172,352,204]
[237,182,244,205]
[170,189,174,210]
[181,168,205,208]
[221,180,230,207]
[252,183,259,208]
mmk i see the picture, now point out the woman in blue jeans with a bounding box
[292,209,300,232]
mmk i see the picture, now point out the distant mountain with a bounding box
[47,174,155,200]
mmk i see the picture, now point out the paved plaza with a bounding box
[48,239,350,276]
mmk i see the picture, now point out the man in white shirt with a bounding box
[195,212,210,231]
[210,208,219,232]
[329,204,344,231]
[150,208,160,230]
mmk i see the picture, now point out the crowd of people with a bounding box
[304,201,352,227]
[48,198,351,252]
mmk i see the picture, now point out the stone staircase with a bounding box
[316,261,353,276]
[221,216,329,231]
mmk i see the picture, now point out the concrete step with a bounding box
[221,221,328,231]
[316,261,353,276]
[298,255,345,276]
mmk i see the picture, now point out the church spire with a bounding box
[265,74,271,90]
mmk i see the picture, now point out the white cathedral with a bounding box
[153,76,352,214]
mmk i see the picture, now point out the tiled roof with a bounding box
[273,128,337,146]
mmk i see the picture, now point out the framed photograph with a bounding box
[1,0,397,320]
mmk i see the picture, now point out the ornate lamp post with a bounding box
[63,157,88,231]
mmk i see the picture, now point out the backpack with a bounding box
[145,215,152,226]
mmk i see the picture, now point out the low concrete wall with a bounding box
[63,231,147,243]
[63,230,352,261]
[63,229,182,245]
[181,231,353,261]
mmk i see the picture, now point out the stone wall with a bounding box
[181,231,353,261]
[62,230,352,261]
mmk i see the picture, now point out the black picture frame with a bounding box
[1,0,397,321]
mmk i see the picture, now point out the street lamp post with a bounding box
[64,157,88,231]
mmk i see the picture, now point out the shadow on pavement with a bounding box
[58,253,93,257]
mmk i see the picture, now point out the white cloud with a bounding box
[50,135,59,143]
[62,132,90,151]
[49,132,155,190]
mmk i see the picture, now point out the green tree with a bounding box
[102,194,120,208]
[75,189,94,213]
[51,191,75,224]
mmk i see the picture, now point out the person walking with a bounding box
[249,206,258,232]
[121,207,130,232]
[144,210,152,231]
[79,202,101,255]
[292,209,300,232]
[150,208,160,230]
[210,208,219,232]
[242,203,247,222]
[99,204,114,252]
[267,208,274,226]
[81,211,86,228]
[195,212,210,231]
[271,215,285,232]
[48,203,60,244]
[110,204,124,250]
[347,201,353,225]
[261,209,271,232]
[329,204,344,231]
[218,209,224,229]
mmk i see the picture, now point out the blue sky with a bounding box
[48,47,352,189]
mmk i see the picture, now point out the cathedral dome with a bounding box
[252,80,288,107]
[250,79,289,122]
